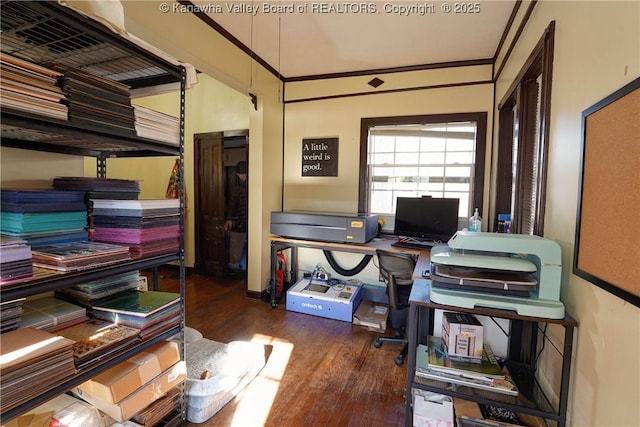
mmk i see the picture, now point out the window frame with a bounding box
[495,21,555,235]
[358,112,487,218]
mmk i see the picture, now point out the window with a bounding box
[496,22,554,235]
[358,113,487,226]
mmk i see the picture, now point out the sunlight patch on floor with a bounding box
[229,333,293,427]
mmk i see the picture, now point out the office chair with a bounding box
[374,249,417,366]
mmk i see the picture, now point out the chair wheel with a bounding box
[374,340,383,348]
[395,355,405,366]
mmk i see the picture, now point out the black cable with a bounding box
[488,316,509,337]
[322,250,372,276]
[532,323,549,369]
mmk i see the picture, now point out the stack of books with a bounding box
[0,189,89,246]
[133,104,180,146]
[56,271,141,308]
[0,328,76,413]
[415,336,519,396]
[90,199,181,259]
[30,241,131,272]
[18,296,88,332]
[55,319,141,369]
[1,298,25,333]
[58,68,136,135]
[131,384,183,426]
[52,176,141,200]
[0,236,33,285]
[91,290,181,340]
[0,53,67,121]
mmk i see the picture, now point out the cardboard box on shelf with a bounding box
[353,300,389,333]
[76,340,180,404]
[453,397,483,418]
[442,312,483,359]
[75,361,186,422]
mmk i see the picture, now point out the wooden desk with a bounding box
[268,235,430,308]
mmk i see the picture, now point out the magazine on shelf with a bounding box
[30,241,131,271]
[18,296,87,331]
[31,241,130,262]
[91,290,180,318]
[56,319,140,366]
[416,343,519,396]
[90,198,180,210]
[425,336,505,379]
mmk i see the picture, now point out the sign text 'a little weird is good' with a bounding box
[302,138,338,177]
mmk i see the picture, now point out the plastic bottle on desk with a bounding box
[469,208,482,232]
[498,213,511,233]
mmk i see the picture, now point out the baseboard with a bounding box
[148,264,195,276]
[153,265,269,303]
[246,289,269,302]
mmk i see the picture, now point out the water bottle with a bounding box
[498,213,511,233]
[469,208,482,232]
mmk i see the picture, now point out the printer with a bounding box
[428,231,565,319]
[270,211,379,244]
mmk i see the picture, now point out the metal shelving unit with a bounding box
[0,0,187,422]
[405,280,577,427]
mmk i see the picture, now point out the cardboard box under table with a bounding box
[353,299,389,333]
[286,278,362,322]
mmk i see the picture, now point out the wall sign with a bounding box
[302,138,338,177]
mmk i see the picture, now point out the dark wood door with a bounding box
[195,132,225,277]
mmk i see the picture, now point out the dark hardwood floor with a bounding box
[152,268,407,427]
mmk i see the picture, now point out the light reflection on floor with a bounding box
[229,333,293,427]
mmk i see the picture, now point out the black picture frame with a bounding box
[301,137,339,177]
[573,77,640,307]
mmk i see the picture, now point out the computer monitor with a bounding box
[393,197,460,241]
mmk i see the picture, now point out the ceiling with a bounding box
[191,0,518,79]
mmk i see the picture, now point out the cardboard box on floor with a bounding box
[75,361,186,422]
[353,300,389,333]
[76,340,180,404]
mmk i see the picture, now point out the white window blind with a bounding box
[367,122,478,218]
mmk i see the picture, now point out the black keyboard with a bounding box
[391,240,437,250]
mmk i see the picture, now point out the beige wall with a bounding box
[120,1,283,292]
[0,148,84,188]
[1,1,282,294]
[84,74,251,269]
[2,2,639,423]
[282,67,494,285]
[494,1,640,425]
[283,65,493,213]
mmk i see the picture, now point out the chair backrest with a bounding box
[376,249,417,310]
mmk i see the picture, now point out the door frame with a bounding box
[194,129,249,275]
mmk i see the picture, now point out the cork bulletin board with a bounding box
[573,77,640,307]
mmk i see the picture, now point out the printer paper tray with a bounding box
[430,247,536,272]
[431,264,537,294]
